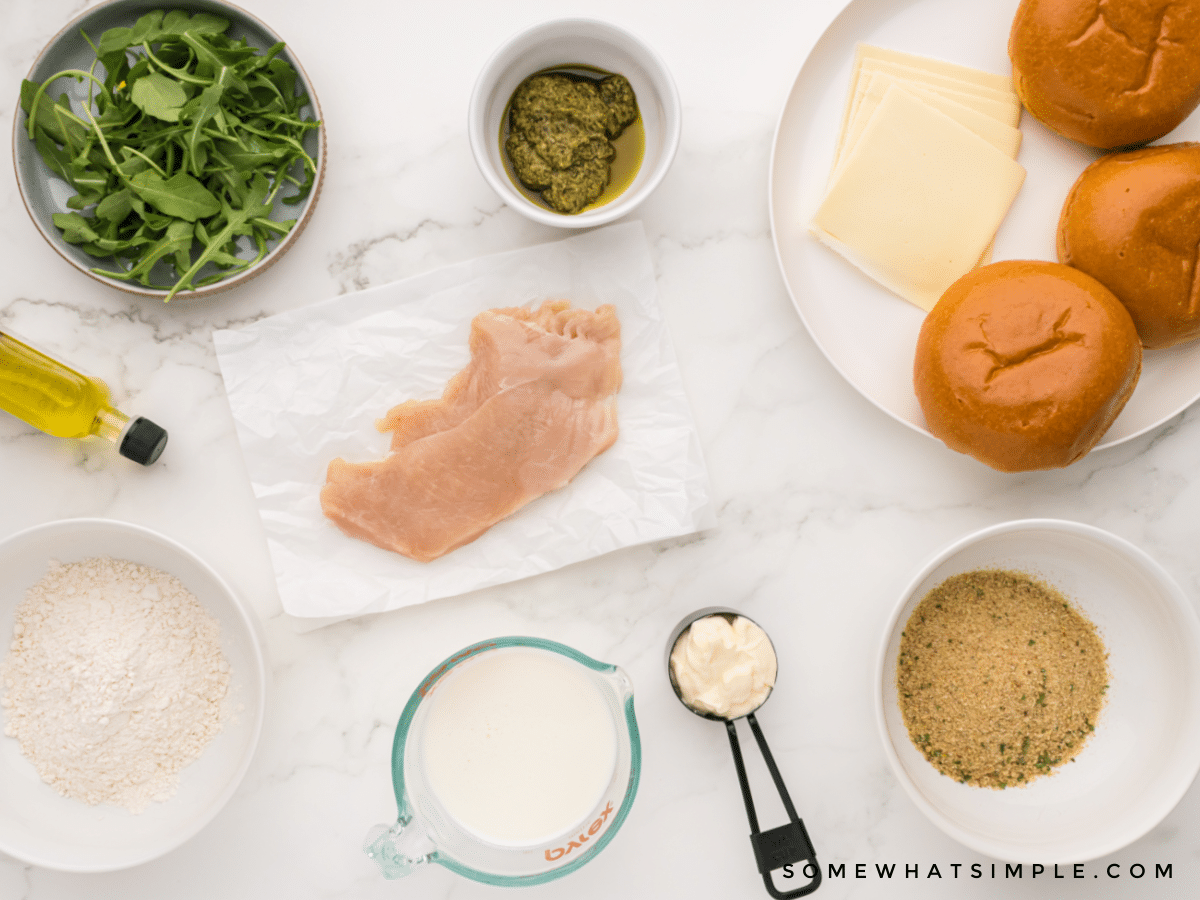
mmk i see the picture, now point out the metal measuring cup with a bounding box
[666,608,821,898]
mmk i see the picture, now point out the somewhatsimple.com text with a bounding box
[782,862,1172,881]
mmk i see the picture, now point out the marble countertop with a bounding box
[2,0,1199,898]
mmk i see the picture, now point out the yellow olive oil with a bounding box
[597,116,645,208]
[0,329,167,464]
[500,65,645,214]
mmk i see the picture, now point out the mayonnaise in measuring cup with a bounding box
[670,615,777,719]
[421,646,617,845]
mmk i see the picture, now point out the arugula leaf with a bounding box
[20,81,90,150]
[181,71,230,175]
[96,11,229,56]
[159,10,192,36]
[53,211,102,244]
[164,173,272,300]
[96,12,165,57]
[115,147,152,180]
[54,212,141,256]
[130,170,220,221]
[33,127,79,183]
[182,32,258,73]
[129,71,188,121]
[94,218,195,285]
[96,188,134,223]
[159,12,230,41]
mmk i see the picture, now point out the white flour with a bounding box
[0,556,230,813]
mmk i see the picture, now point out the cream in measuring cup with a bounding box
[421,645,617,845]
[669,613,777,719]
[366,637,640,886]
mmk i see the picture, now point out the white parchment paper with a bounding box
[213,222,713,620]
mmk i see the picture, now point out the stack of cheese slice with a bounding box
[810,45,1026,312]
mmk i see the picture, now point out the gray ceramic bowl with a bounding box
[13,0,325,301]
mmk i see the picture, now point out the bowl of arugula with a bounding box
[13,0,324,302]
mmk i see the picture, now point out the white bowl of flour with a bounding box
[0,518,266,871]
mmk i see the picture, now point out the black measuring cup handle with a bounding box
[726,713,821,899]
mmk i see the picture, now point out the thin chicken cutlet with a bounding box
[320,300,622,562]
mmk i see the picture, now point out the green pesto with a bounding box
[504,71,638,214]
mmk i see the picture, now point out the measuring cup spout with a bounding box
[364,815,437,879]
[604,664,636,702]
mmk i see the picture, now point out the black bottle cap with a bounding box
[119,417,168,466]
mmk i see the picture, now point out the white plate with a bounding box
[876,520,1200,862]
[0,519,267,872]
[769,0,1200,450]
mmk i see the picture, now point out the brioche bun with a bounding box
[1009,0,1200,148]
[914,260,1142,472]
[1058,142,1200,348]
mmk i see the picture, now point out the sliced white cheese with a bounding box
[854,43,1015,94]
[811,87,1026,312]
[857,59,1022,126]
[902,85,1022,157]
[835,46,1019,159]
[836,71,1020,167]
[835,79,1022,178]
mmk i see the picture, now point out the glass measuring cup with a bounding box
[365,636,640,886]
[667,608,821,898]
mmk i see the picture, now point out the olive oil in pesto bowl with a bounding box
[469,19,680,228]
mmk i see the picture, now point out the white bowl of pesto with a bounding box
[876,519,1200,863]
[468,18,681,228]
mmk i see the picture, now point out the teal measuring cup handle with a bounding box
[364,816,436,879]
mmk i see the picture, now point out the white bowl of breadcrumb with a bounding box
[877,519,1200,863]
[0,518,266,872]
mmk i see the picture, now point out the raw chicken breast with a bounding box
[320,301,622,562]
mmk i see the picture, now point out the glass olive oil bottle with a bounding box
[0,329,167,465]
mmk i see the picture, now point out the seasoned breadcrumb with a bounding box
[897,569,1108,789]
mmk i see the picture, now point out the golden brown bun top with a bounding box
[914,260,1141,472]
[1058,142,1200,347]
[1009,0,1200,148]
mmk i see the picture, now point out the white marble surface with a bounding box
[1,0,1199,898]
